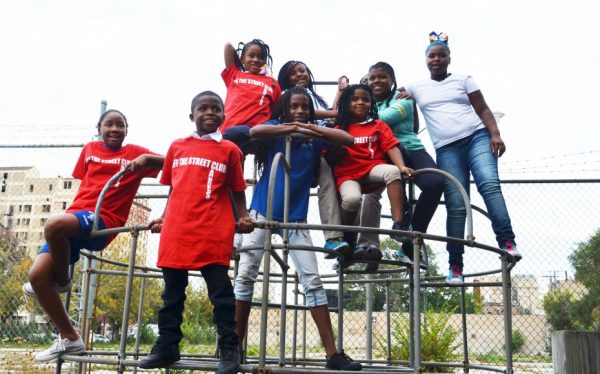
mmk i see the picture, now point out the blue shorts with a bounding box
[39,210,108,264]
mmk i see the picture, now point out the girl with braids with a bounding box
[277,60,352,259]
[221,38,281,153]
[402,32,520,284]
[24,109,164,362]
[234,87,361,371]
[334,84,413,263]
[364,61,444,266]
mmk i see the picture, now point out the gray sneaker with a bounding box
[34,337,84,362]
[23,280,72,298]
[218,346,240,374]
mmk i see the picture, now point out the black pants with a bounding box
[157,265,239,349]
[400,147,445,233]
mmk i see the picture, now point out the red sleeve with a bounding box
[221,64,239,87]
[71,143,89,180]
[226,145,247,192]
[378,120,400,153]
[271,82,282,109]
[160,144,174,186]
[134,145,161,179]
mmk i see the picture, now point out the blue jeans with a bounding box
[436,129,515,270]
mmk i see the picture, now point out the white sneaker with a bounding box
[34,337,85,362]
[23,280,72,298]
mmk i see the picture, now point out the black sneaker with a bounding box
[401,241,428,270]
[363,244,382,272]
[218,346,240,374]
[390,220,412,245]
[325,351,362,371]
[139,343,180,369]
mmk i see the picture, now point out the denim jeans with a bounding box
[234,210,328,307]
[436,128,515,270]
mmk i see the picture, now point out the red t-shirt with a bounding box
[220,64,281,132]
[334,119,400,189]
[68,141,160,229]
[157,137,247,269]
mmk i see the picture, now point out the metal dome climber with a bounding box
[52,134,521,373]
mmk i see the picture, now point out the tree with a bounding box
[0,230,28,321]
[93,234,164,339]
[543,229,600,331]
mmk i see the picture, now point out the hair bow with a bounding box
[428,31,449,44]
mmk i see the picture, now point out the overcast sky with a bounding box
[1,0,599,179]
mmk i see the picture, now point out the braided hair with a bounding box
[368,61,397,107]
[335,84,378,132]
[277,61,328,110]
[96,109,128,135]
[234,39,273,71]
[271,85,316,124]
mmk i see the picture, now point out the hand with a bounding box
[126,155,147,173]
[236,216,255,234]
[395,91,412,100]
[148,217,164,233]
[337,75,349,92]
[490,134,506,157]
[399,166,414,180]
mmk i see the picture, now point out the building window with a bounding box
[62,202,67,210]
[42,205,51,213]
[16,218,21,226]
[24,218,31,226]
[18,205,22,212]
[23,205,32,213]
[29,184,34,192]
[40,218,47,226]
[49,184,53,191]
[63,181,72,189]
[2,173,7,179]
[1,185,5,193]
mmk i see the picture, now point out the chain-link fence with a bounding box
[1,142,598,373]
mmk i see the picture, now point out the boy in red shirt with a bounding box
[140,91,254,373]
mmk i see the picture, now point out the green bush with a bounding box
[181,323,216,345]
[378,309,460,372]
[511,329,525,353]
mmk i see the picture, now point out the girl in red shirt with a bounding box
[221,39,281,154]
[335,84,413,262]
[24,109,164,362]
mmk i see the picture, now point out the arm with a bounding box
[148,187,172,233]
[386,147,413,179]
[224,43,237,69]
[412,100,420,134]
[468,90,506,157]
[315,109,338,120]
[330,75,349,111]
[297,123,354,146]
[127,154,165,172]
[232,190,255,233]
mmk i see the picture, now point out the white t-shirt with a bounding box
[405,73,484,149]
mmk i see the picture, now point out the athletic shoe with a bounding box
[324,238,351,259]
[218,346,240,374]
[139,343,180,369]
[390,220,412,244]
[501,240,522,260]
[34,337,84,362]
[446,265,464,285]
[23,280,72,299]
[401,241,429,270]
[325,350,362,371]
[363,244,382,272]
[393,247,414,266]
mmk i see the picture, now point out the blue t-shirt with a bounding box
[250,120,327,221]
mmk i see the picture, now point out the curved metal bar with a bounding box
[92,169,128,232]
